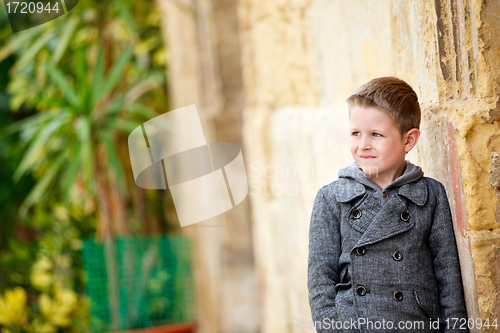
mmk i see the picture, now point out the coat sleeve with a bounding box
[308,187,342,332]
[428,181,469,332]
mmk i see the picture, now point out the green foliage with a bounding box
[0,200,96,333]
[1,0,166,213]
[0,0,172,331]
[1,0,167,111]
[3,43,160,214]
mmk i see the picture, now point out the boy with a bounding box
[307,77,469,332]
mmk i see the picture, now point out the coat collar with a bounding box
[335,178,366,202]
[336,177,428,206]
[398,179,428,206]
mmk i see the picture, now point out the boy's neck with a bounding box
[369,160,407,190]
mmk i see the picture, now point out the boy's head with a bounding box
[346,77,421,184]
[346,76,421,138]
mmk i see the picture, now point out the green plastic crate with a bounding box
[81,235,195,332]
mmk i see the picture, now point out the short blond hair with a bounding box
[346,77,421,138]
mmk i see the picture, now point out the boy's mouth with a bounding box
[360,155,376,159]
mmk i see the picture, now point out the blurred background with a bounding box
[1,0,499,333]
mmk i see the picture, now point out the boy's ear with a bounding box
[403,128,420,153]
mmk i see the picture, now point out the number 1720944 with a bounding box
[6,1,60,14]
[445,318,498,330]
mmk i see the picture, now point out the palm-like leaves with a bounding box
[0,1,169,330]
[4,44,161,214]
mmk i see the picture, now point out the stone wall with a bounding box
[159,0,500,332]
[157,0,259,332]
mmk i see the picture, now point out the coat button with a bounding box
[356,286,367,296]
[400,211,410,222]
[382,192,387,198]
[394,291,403,301]
[393,251,403,261]
[356,247,367,256]
[352,209,362,219]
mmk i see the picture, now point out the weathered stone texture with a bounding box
[239,0,499,332]
[157,0,259,332]
[160,0,500,332]
[238,0,321,108]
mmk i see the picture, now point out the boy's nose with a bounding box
[359,137,372,149]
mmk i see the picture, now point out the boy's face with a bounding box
[349,106,414,182]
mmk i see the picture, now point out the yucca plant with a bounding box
[1,1,175,330]
[3,42,163,331]
[0,0,166,236]
[5,44,159,229]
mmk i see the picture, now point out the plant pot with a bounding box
[108,321,198,333]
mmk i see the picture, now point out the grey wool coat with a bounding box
[308,161,469,333]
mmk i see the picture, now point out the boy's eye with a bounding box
[372,133,382,137]
[351,131,360,136]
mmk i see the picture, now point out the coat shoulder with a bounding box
[315,180,345,216]
[422,176,446,198]
[418,177,451,212]
[316,179,340,203]
[423,176,443,188]
[318,178,361,201]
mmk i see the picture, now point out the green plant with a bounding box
[0,1,180,331]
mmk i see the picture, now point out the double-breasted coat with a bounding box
[308,170,469,333]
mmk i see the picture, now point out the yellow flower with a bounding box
[31,257,53,291]
[32,256,53,272]
[27,318,56,333]
[39,288,77,327]
[54,289,77,308]
[30,271,53,291]
[53,205,69,222]
[0,287,28,326]
[153,49,167,66]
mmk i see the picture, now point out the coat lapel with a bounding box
[335,177,428,249]
[354,193,415,248]
[345,194,380,234]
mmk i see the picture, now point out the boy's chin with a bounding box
[359,164,379,176]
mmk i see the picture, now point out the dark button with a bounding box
[356,286,367,296]
[393,251,403,261]
[400,211,410,222]
[356,247,367,256]
[394,291,403,301]
[352,209,362,219]
[382,192,387,198]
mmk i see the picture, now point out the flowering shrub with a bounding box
[0,255,88,333]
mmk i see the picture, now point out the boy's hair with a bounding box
[346,77,421,138]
